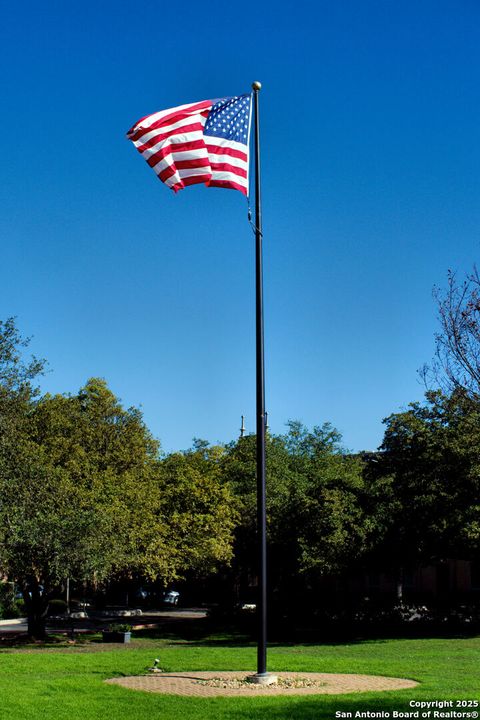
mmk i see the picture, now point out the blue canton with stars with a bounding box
[204,94,251,146]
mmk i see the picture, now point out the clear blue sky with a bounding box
[1,1,479,453]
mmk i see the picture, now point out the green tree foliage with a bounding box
[160,445,238,576]
[221,422,370,610]
[365,389,480,593]
[0,377,166,636]
[0,321,238,637]
[0,318,48,635]
[0,317,45,473]
[0,317,44,395]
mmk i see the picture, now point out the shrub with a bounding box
[0,583,24,619]
[107,623,132,633]
[47,599,68,616]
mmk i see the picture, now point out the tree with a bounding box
[423,267,480,397]
[274,422,370,579]
[365,389,480,599]
[0,317,45,395]
[0,316,45,465]
[221,422,371,613]
[0,377,166,636]
[0,374,238,637]
[160,445,238,577]
[0,318,48,635]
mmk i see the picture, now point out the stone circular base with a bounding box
[246,672,279,685]
[105,671,419,697]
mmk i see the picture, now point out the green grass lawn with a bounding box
[0,633,478,720]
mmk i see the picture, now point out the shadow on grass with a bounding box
[132,616,479,649]
[132,619,254,646]
[223,695,420,720]
[1,612,478,652]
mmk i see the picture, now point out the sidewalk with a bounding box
[0,608,207,636]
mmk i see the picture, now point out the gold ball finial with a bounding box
[252,80,262,91]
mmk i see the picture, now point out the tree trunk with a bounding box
[22,582,49,640]
[27,609,48,639]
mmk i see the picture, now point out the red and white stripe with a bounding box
[127,99,249,195]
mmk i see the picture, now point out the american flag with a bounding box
[127,94,252,195]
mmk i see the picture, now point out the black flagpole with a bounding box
[251,80,274,684]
